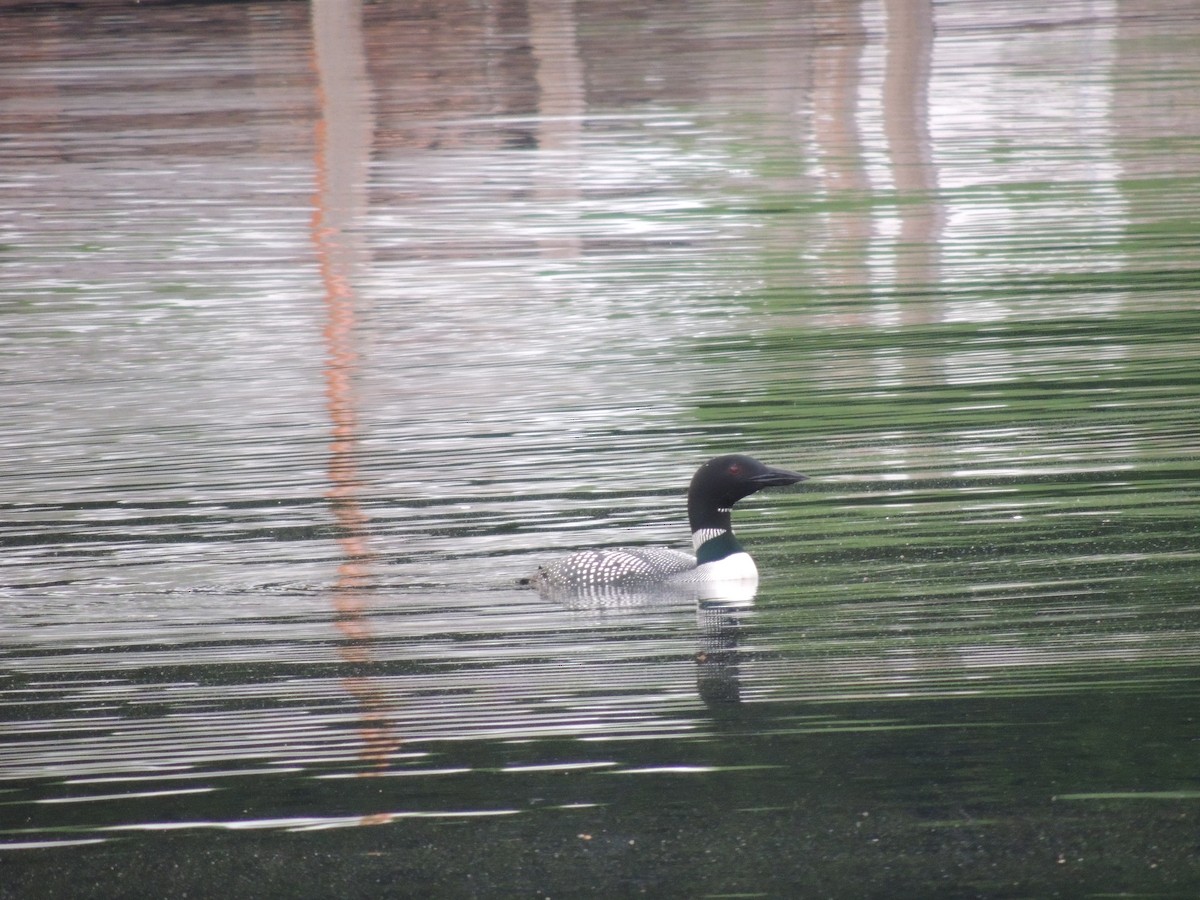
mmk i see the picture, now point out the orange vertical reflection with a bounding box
[310,0,399,775]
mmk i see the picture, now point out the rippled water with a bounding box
[3,0,1200,896]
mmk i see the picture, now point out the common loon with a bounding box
[526,454,806,595]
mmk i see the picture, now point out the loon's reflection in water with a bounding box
[541,580,759,709]
[696,601,754,707]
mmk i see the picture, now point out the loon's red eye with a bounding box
[728,463,742,475]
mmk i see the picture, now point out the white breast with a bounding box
[673,551,758,584]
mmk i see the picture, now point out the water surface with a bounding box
[2,1,1199,896]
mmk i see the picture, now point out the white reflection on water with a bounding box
[101,808,523,835]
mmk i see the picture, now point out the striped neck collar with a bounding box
[691,527,744,565]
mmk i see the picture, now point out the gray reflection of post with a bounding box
[812,0,871,282]
[530,0,584,259]
[882,0,941,315]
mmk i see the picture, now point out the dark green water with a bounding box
[2,1,1199,896]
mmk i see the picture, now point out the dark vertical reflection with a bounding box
[311,0,399,776]
[530,0,585,259]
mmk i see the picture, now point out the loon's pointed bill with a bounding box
[526,453,808,597]
[749,464,807,487]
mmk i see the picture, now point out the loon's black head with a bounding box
[687,454,807,531]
